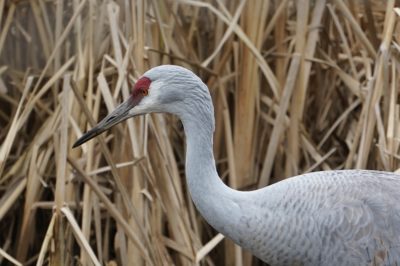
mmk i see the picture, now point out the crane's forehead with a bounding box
[134,76,152,90]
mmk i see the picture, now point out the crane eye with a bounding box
[141,88,148,96]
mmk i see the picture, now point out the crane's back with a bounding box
[232,170,400,266]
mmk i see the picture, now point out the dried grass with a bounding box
[0,0,399,265]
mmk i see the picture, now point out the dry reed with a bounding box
[0,0,399,265]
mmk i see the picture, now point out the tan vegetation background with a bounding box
[0,0,399,265]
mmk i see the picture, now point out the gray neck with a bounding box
[178,93,241,235]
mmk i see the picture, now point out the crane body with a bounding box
[74,65,400,265]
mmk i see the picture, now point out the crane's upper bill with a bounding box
[72,97,135,148]
[73,76,153,148]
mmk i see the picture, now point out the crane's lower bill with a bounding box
[72,99,133,148]
[72,126,106,148]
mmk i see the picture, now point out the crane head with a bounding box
[73,65,208,148]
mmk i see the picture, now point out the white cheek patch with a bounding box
[145,80,164,105]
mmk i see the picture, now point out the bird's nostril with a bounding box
[106,115,116,122]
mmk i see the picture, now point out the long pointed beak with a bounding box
[73,99,133,148]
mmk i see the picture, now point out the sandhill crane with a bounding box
[74,65,400,265]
